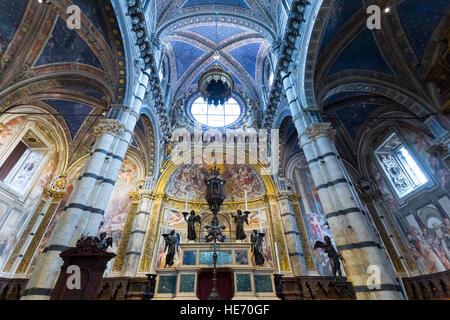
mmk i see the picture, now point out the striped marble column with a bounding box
[277,193,307,276]
[79,71,150,239]
[121,190,154,277]
[21,71,151,300]
[280,71,404,300]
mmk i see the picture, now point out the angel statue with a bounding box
[162,230,180,267]
[183,210,201,241]
[98,232,113,250]
[314,236,343,278]
[231,210,249,240]
[251,230,265,266]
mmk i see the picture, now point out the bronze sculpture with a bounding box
[314,236,343,278]
[162,230,180,267]
[231,210,249,240]
[98,232,113,250]
[183,210,201,241]
[251,230,265,266]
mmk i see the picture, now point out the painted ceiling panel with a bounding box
[189,25,245,43]
[35,17,103,70]
[0,0,28,51]
[170,40,205,80]
[320,0,362,53]
[136,118,146,135]
[182,0,250,9]
[43,99,92,140]
[397,0,449,59]
[63,84,105,100]
[323,91,367,105]
[230,42,262,79]
[327,29,393,76]
[336,104,381,139]
[71,0,112,46]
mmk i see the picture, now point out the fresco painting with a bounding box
[99,156,139,254]
[296,154,335,276]
[165,163,265,201]
[0,117,26,154]
[156,209,187,269]
[404,213,450,274]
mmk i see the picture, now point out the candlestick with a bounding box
[185,192,189,211]
[164,213,168,234]
[244,189,248,210]
[275,242,281,274]
[259,209,263,233]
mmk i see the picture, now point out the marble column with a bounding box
[281,71,404,299]
[79,71,151,239]
[21,70,151,300]
[121,190,154,277]
[357,180,416,276]
[277,192,307,276]
[138,193,165,274]
[267,195,291,275]
[2,179,66,275]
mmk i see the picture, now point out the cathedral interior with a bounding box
[0,0,449,301]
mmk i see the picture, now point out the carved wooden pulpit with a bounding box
[51,237,116,300]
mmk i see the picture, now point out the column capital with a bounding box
[276,192,293,202]
[94,119,125,138]
[42,188,66,202]
[355,178,383,202]
[129,192,140,202]
[138,190,155,200]
[302,122,336,142]
[42,175,69,201]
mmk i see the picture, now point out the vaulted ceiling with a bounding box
[316,0,449,148]
[155,0,278,99]
[0,0,130,164]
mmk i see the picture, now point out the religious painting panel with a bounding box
[294,155,335,276]
[165,163,265,202]
[243,209,274,268]
[402,208,450,275]
[99,155,139,253]
[156,208,187,269]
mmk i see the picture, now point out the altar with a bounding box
[153,242,279,300]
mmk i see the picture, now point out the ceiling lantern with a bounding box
[198,64,235,106]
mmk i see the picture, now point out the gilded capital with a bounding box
[129,192,140,202]
[42,188,66,202]
[94,119,125,138]
[303,122,336,142]
[47,175,69,192]
[277,192,292,202]
[139,190,155,200]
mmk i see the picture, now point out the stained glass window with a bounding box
[190,97,241,127]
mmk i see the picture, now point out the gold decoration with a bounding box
[139,201,163,272]
[112,203,138,272]
[129,192,140,202]
[291,201,316,271]
[2,200,46,273]
[302,122,336,143]
[42,188,66,202]
[94,119,125,138]
[16,203,59,274]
